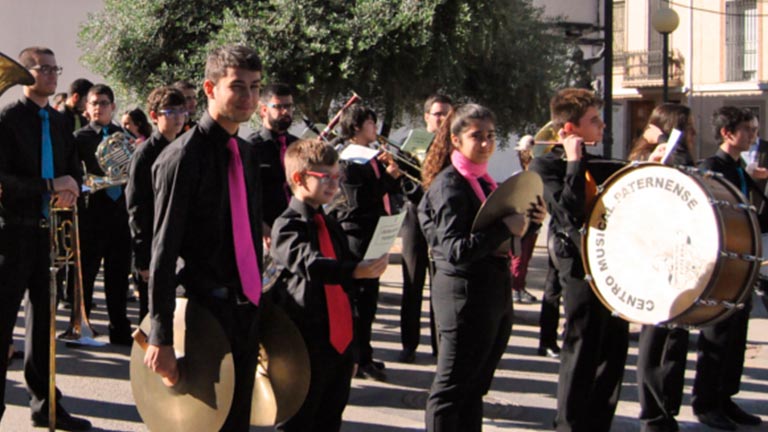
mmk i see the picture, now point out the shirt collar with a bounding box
[288,196,322,219]
[198,111,237,144]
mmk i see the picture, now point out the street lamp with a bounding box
[652,7,680,102]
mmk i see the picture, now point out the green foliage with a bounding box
[79,0,567,142]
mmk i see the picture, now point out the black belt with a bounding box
[4,215,50,229]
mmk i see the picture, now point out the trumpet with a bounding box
[372,136,423,187]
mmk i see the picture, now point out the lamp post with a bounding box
[652,7,680,102]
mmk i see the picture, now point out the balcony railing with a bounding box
[619,50,684,88]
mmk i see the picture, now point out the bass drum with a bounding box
[582,163,761,327]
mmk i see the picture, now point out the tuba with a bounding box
[84,131,135,193]
[0,51,34,98]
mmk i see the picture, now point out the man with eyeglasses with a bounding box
[126,86,187,322]
[397,94,452,363]
[73,84,133,347]
[0,46,91,431]
[59,79,93,134]
[248,83,298,248]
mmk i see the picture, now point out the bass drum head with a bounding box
[583,164,720,325]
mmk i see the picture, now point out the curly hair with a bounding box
[421,104,496,190]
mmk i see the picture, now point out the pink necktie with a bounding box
[227,138,262,305]
[369,159,391,215]
[314,213,353,353]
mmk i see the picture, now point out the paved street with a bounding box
[3,246,768,431]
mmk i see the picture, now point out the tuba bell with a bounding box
[0,51,34,98]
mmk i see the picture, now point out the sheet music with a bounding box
[363,212,407,260]
[661,128,683,165]
[339,144,379,164]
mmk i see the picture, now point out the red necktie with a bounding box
[369,159,391,215]
[313,213,353,353]
[227,138,262,305]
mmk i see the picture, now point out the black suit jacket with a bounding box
[247,127,298,227]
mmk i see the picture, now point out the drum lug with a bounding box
[741,254,761,262]
[584,274,593,283]
[719,251,739,259]
[722,301,744,310]
[735,203,756,212]
[697,299,719,307]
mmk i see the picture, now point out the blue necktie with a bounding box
[102,126,122,201]
[737,165,748,197]
[39,109,54,217]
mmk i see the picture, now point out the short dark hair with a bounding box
[424,94,453,113]
[172,80,196,91]
[69,79,93,98]
[146,86,186,115]
[260,83,292,103]
[18,47,55,68]
[712,106,755,145]
[550,88,603,130]
[204,45,262,84]
[339,103,377,139]
[284,139,339,191]
[88,84,115,103]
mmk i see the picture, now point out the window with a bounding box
[726,0,758,81]
[614,0,625,56]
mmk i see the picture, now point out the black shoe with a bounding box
[356,363,387,382]
[723,400,762,425]
[32,407,92,431]
[398,348,416,363]
[696,410,736,431]
[109,328,134,346]
[537,344,561,359]
[371,359,385,370]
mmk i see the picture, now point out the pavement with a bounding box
[3,245,768,431]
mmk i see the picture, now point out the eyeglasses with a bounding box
[266,102,294,111]
[158,108,188,117]
[28,65,63,76]
[427,111,448,117]
[305,170,343,185]
[88,100,112,107]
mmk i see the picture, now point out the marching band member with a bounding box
[419,103,545,432]
[247,82,299,248]
[330,103,401,382]
[270,139,388,431]
[692,107,763,430]
[398,94,452,363]
[173,79,198,134]
[125,86,187,321]
[629,103,696,432]
[74,84,133,345]
[145,45,264,431]
[529,88,628,432]
[0,46,90,431]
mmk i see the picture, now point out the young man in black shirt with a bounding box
[125,86,187,321]
[74,84,133,345]
[144,45,264,431]
[0,46,90,431]
[693,106,763,430]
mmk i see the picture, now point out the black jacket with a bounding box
[247,127,298,226]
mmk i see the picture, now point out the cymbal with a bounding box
[0,52,34,98]
[130,298,235,432]
[251,298,311,426]
[472,171,544,252]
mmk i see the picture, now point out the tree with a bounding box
[80,0,567,142]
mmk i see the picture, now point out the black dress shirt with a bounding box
[247,127,297,226]
[269,198,357,340]
[149,112,263,345]
[418,165,511,277]
[126,132,172,271]
[330,142,401,259]
[699,148,755,197]
[59,104,87,135]
[0,97,81,220]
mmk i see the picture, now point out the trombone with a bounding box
[372,135,423,186]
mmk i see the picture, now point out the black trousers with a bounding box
[538,257,562,349]
[426,262,512,432]
[353,278,380,365]
[278,331,354,432]
[195,295,260,432]
[0,226,63,420]
[636,325,689,430]
[692,299,751,414]
[79,196,132,336]
[399,202,434,352]
[555,256,629,432]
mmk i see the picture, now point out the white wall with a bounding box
[0,0,105,107]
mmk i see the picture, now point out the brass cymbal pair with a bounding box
[130,298,309,431]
